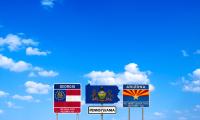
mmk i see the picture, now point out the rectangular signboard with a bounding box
[85,84,120,104]
[88,106,116,114]
[54,83,81,113]
[123,84,149,107]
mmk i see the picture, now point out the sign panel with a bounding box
[54,83,81,113]
[86,84,120,104]
[88,106,116,114]
[123,84,149,107]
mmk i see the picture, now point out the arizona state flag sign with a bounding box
[123,84,149,107]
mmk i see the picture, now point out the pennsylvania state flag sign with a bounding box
[123,84,149,107]
[86,84,120,104]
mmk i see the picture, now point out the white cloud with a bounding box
[26,47,50,56]
[194,105,200,111]
[0,54,31,72]
[112,118,116,120]
[149,84,155,92]
[0,34,38,51]
[0,34,51,57]
[31,66,58,77]
[195,105,200,109]
[21,39,38,46]
[181,50,189,57]
[41,0,55,8]
[13,95,33,101]
[25,81,51,94]
[81,99,85,106]
[0,90,9,97]
[154,112,164,117]
[11,61,31,72]
[86,63,154,91]
[34,99,41,103]
[86,70,116,85]
[178,117,188,120]
[0,109,3,114]
[194,49,200,55]
[175,110,182,114]
[7,101,15,108]
[6,101,22,109]
[28,72,37,77]
[0,54,58,77]
[112,118,120,120]
[114,100,123,108]
[192,69,200,79]
[38,70,59,77]
[183,69,200,93]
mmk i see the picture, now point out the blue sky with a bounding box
[0,0,200,120]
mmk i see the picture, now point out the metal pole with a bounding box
[76,113,79,120]
[56,113,58,120]
[142,108,144,120]
[128,107,130,120]
[101,104,104,120]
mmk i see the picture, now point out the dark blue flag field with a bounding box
[86,84,120,104]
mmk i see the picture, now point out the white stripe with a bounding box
[66,96,81,101]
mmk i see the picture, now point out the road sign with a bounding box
[85,84,120,104]
[123,84,149,107]
[54,83,81,113]
[88,106,117,114]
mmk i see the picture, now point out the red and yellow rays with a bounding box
[123,90,149,100]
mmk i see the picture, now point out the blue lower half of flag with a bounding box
[123,96,149,107]
[123,96,149,101]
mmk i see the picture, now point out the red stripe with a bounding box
[66,90,80,95]
[54,102,81,107]
[54,107,80,113]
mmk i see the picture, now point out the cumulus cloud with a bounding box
[154,112,164,117]
[181,50,189,57]
[194,105,200,111]
[192,69,200,79]
[25,81,51,94]
[183,69,200,93]
[0,54,58,77]
[114,100,123,108]
[41,0,55,8]
[28,72,37,77]
[30,67,59,77]
[86,70,116,85]
[0,34,38,51]
[194,49,200,55]
[0,34,51,57]
[26,47,50,56]
[38,70,58,77]
[81,99,85,106]
[13,95,33,101]
[178,117,188,120]
[34,99,41,103]
[85,63,154,91]
[7,101,15,108]
[0,90,9,97]
[0,54,31,72]
[0,109,3,114]
[149,84,155,92]
[6,101,22,109]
